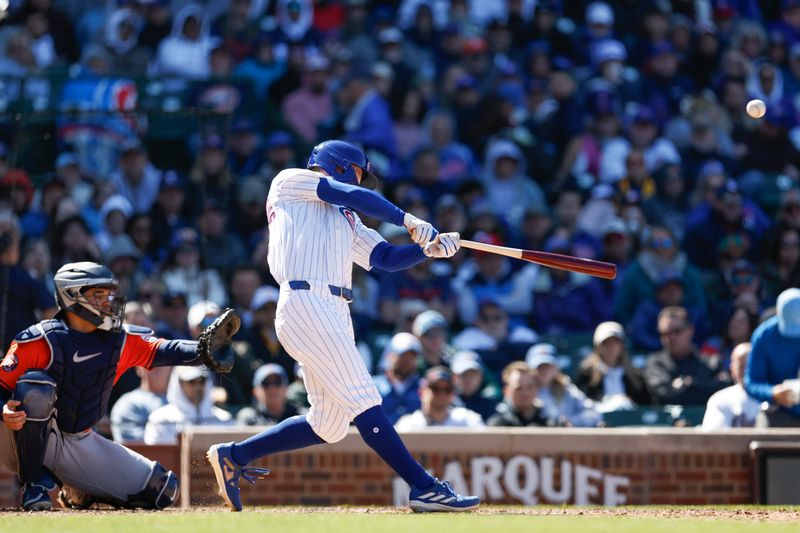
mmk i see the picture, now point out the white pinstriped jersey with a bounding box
[266,169,385,288]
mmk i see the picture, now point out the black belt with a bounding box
[288,280,353,303]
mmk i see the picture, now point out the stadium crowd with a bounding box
[1,0,800,439]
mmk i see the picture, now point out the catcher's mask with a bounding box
[54,262,126,332]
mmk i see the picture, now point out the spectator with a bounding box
[1,169,46,239]
[0,210,56,352]
[103,8,150,75]
[395,366,484,430]
[761,216,800,302]
[684,179,766,271]
[526,343,602,427]
[143,366,233,444]
[282,55,333,143]
[149,170,192,258]
[154,291,191,340]
[160,227,227,307]
[422,109,476,186]
[50,215,102,269]
[629,272,707,352]
[614,225,706,326]
[189,135,238,215]
[210,0,260,63]
[702,343,760,429]
[745,288,800,427]
[109,140,161,214]
[481,139,545,227]
[138,0,172,52]
[236,363,299,426]
[374,332,423,425]
[602,106,681,183]
[378,258,455,326]
[104,235,144,300]
[642,162,690,242]
[227,118,262,178]
[110,366,172,443]
[154,4,217,80]
[197,198,248,278]
[55,152,93,209]
[452,300,537,374]
[487,362,546,427]
[575,322,651,412]
[95,194,134,253]
[531,234,611,335]
[337,66,397,161]
[257,131,297,184]
[20,238,54,295]
[411,310,454,372]
[233,32,287,100]
[453,231,539,325]
[450,350,500,421]
[644,306,728,406]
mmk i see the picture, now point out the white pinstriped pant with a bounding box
[275,286,382,442]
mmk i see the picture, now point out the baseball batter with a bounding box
[208,140,480,512]
[0,262,239,511]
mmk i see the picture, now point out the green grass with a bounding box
[1,508,798,533]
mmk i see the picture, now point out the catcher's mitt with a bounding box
[196,308,240,373]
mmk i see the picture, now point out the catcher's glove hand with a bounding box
[196,308,240,374]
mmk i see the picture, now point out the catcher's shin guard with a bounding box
[126,462,179,509]
[13,371,57,484]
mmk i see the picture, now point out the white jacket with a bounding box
[143,367,233,444]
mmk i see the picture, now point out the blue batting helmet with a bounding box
[306,140,378,189]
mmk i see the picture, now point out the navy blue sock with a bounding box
[231,415,324,465]
[353,405,435,490]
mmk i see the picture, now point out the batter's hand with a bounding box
[403,213,436,246]
[423,232,460,258]
[3,400,26,430]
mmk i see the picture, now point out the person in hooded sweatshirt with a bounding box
[143,365,233,444]
[481,139,545,228]
[102,8,150,76]
[154,4,218,80]
[95,194,133,253]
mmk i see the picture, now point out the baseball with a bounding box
[746,99,766,118]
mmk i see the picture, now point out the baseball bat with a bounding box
[460,239,617,280]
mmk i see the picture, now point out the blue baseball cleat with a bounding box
[207,442,270,512]
[409,479,481,512]
[21,475,57,512]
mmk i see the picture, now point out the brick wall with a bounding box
[183,428,800,507]
[1,429,798,508]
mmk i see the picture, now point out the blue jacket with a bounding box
[745,316,800,416]
[374,374,421,425]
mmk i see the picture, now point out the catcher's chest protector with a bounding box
[38,320,124,433]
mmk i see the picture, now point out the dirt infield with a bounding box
[2,505,798,521]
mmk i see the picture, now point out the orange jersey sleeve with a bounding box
[115,332,164,384]
[0,338,52,395]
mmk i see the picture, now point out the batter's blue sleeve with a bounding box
[316,178,406,226]
[150,339,203,368]
[369,242,427,272]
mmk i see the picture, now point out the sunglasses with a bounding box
[480,314,506,322]
[659,325,686,337]
[429,385,455,395]
[650,237,674,250]
[185,378,207,385]
[261,379,285,388]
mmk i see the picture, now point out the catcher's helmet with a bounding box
[307,140,378,189]
[54,262,126,332]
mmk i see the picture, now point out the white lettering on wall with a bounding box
[471,457,505,500]
[392,456,630,507]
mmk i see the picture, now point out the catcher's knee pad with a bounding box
[13,371,57,483]
[126,462,179,509]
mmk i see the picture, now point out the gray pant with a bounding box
[0,420,155,502]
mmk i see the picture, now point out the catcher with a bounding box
[0,261,239,511]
